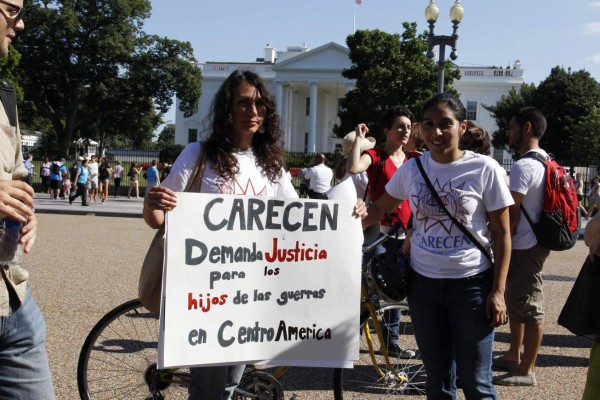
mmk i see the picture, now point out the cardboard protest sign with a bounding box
[158,192,362,369]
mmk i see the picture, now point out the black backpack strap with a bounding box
[0,78,17,126]
[415,158,493,264]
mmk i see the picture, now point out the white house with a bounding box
[175,43,525,162]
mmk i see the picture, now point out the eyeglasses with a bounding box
[0,0,25,22]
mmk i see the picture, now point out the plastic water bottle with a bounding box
[0,217,23,265]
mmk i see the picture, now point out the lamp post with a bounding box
[425,0,464,94]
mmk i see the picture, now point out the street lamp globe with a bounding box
[425,0,440,23]
[449,0,464,23]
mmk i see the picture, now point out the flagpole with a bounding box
[353,0,356,33]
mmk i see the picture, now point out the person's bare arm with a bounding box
[346,123,373,174]
[362,191,402,229]
[485,207,511,327]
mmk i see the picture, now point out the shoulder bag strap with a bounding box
[415,158,493,264]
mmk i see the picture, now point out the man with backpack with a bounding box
[493,107,552,387]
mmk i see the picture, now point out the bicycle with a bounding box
[333,223,426,399]
[77,224,424,399]
[77,299,287,400]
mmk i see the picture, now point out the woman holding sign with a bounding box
[143,70,299,399]
[361,93,512,399]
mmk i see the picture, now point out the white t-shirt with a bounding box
[386,151,514,279]
[508,149,547,250]
[162,142,298,198]
[342,171,368,200]
[305,163,333,193]
[113,164,123,179]
[88,161,99,180]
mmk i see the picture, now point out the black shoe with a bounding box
[69,196,74,205]
[386,344,416,359]
[82,203,89,206]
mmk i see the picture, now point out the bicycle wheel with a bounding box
[333,303,426,399]
[77,299,189,400]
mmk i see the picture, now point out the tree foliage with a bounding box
[336,25,459,141]
[157,123,175,145]
[485,83,536,151]
[570,107,600,166]
[486,67,600,163]
[14,0,201,157]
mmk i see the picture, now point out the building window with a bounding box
[304,132,309,153]
[466,101,477,121]
[188,128,198,143]
[305,98,310,116]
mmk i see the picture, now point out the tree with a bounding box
[157,123,175,146]
[570,107,600,166]
[336,25,459,141]
[486,67,600,164]
[533,67,600,163]
[485,83,536,151]
[14,0,201,157]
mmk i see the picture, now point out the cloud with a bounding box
[585,22,600,33]
[590,1,600,8]
[586,54,600,64]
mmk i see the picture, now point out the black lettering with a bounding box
[204,199,227,231]
[218,320,235,347]
[185,239,207,265]
[247,199,266,230]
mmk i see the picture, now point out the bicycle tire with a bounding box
[77,299,189,400]
[333,303,426,399]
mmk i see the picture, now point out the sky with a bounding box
[144,0,600,127]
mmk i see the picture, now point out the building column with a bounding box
[321,92,330,151]
[284,86,293,150]
[308,81,318,153]
[275,80,284,123]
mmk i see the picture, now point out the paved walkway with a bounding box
[34,192,144,218]
[28,196,593,399]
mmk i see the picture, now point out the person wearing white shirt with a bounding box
[304,153,333,199]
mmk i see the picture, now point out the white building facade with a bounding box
[175,43,524,161]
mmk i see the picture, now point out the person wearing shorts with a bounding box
[493,107,551,387]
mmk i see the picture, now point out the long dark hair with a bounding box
[204,70,284,182]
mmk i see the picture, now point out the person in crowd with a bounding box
[297,161,310,198]
[492,107,552,387]
[574,172,589,219]
[361,93,512,398]
[127,162,142,199]
[112,161,123,197]
[304,153,333,199]
[21,153,35,187]
[346,105,420,359]
[460,121,492,155]
[87,154,99,202]
[69,156,83,188]
[589,176,600,219]
[69,158,90,206]
[57,158,67,199]
[143,69,300,399]
[145,159,160,195]
[0,3,56,397]
[48,159,63,200]
[160,159,172,182]
[61,168,71,199]
[98,157,112,204]
[405,121,425,154]
[40,156,51,193]
[582,211,600,400]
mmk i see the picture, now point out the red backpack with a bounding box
[520,152,580,251]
